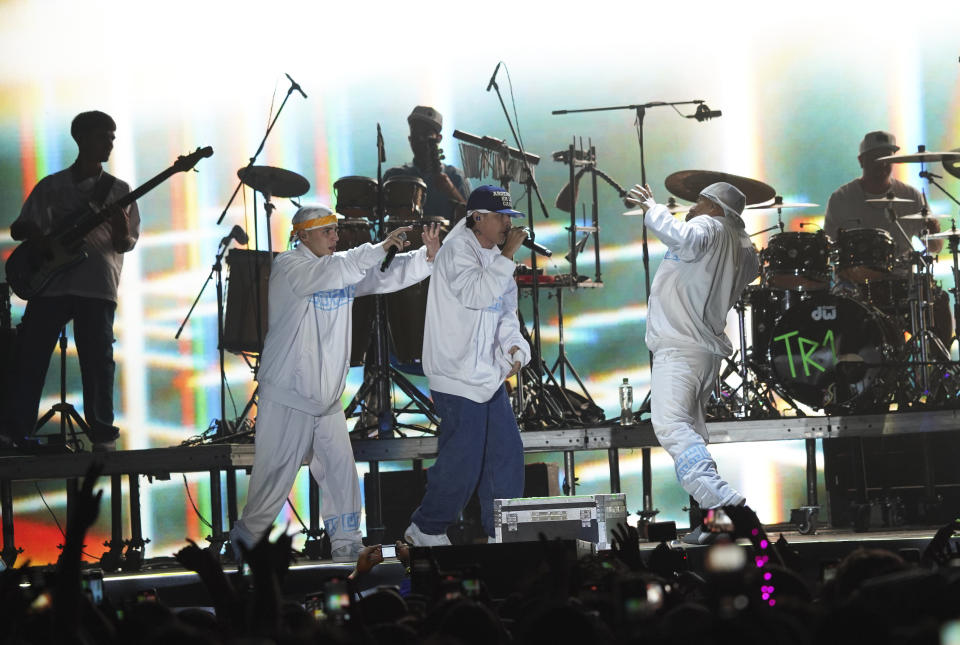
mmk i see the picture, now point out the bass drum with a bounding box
[336,219,376,366]
[766,292,900,412]
[385,217,448,365]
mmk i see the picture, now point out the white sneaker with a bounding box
[404,522,451,547]
[331,541,366,563]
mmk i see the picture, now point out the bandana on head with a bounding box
[289,205,341,242]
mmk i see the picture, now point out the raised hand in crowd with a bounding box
[174,537,241,634]
[921,518,960,566]
[611,522,644,572]
[348,544,385,582]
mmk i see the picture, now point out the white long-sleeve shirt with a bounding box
[644,205,759,356]
[422,219,530,403]
[257,241,432,416]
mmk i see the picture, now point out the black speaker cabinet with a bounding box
[823,433,960,528]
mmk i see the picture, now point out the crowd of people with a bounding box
[3,464,960,645]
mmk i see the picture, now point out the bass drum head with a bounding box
[766,292,898,412]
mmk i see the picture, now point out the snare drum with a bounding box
[836,228,896,283]
[762,231,831,291]
[385,217,448,364]
[334,176,378,218]
[336,219,376,366]
[384,175,427,219]
[766,292,899,412]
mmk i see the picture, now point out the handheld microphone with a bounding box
[380,232,407,271]
[486,62,501,92]
[687,103,722,122]
[519,227,553,257]
[220,224,249,247]
[285,73,308,99]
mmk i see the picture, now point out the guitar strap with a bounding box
[92,172,117,209]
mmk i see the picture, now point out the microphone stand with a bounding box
[552,98,716,524]
[488,71,552,429]
[175,236,236,441]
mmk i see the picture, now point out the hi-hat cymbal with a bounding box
[898,212,953,220]
[623,196,689,217]
[237,166,310,198]
[924,228,960,240]
[665,197,689,214]
[864,196,917,205]
[945,148,960,180]
[746,195,819,210]
[664,170,775,206]
[876,150,960,164]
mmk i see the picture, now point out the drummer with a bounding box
[384,106,471,223]
[824,130,942,256]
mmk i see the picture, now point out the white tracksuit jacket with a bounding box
[422,219,530,403]
[645,205,759,355]
[257,241,432,414]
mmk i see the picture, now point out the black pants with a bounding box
[7,295,117,438]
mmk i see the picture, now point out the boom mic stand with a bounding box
[486,64,552,425]
[552,98,721,521]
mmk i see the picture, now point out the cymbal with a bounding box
[924,228,960,240]
[876,150,960,164]
[664,170,775,206]
[945,148,960,180]
[745,195,819,210]
[237,166,310,198]
[665,197,689,214]
[622,197,689,217]
[864,196,916,205]
[898,212,952,220]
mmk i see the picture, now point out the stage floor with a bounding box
[77,525,945,606]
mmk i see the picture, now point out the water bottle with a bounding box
[619,377,633,425]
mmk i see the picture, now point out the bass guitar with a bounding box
[6,146,213,300]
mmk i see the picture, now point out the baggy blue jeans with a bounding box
[410,385,524,537]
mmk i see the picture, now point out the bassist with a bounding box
[3,110,140,451]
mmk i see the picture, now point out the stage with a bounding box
[3,407,960,572]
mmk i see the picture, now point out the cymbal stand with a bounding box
[918,169,960,348]
[344,125,439,437]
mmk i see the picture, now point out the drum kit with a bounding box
[667,150,960,417]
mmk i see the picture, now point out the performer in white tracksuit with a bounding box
[404,185,531,546]
[627,182,759,516]
[230,205,441,562]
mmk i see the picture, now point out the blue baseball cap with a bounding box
[466,185,524,217]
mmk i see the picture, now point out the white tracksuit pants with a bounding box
[651,347,745,509]
[230,397,363,551]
